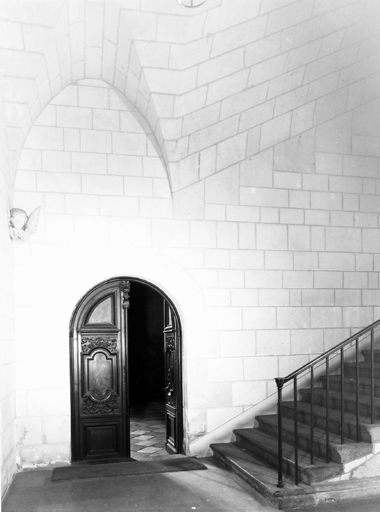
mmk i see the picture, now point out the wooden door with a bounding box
[164,300,183,453]
[70,278,183,462]
[70,280,130,461]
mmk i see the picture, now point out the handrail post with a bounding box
[356,338,360,441]
[326,356,330,463]
[340,348,344,444]
[275,377,285,488]
[293,376,299,485]
[310,366,314,464]
[370,329,374,424]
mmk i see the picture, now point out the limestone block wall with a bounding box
[0,98,16,494]
[13,88,380,466]
[13,80,213,466]
[0,175,16,496]
[2,0,380,469]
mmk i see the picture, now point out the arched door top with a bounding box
[70,276,181,335]
[70,277,183,462]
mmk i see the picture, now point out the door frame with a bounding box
[69,276,184,461]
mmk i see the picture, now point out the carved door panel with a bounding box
[164,300,183,453]
[71,281,130,461]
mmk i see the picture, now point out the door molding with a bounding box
[69,276,183,461]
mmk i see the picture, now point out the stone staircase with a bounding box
[211,335,380,509]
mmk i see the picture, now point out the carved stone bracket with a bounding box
[81,336,117,354]
[82,392,120,416]
[121,280,131,309]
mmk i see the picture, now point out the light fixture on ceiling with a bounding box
[177,0,207,7]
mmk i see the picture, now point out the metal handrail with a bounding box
[275,317,380,487]
[281,318,380,384]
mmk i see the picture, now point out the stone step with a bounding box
[211,442,380,510]
[256,413,372,464]
[282,401,380,443]
[299,387,380,419]
[343,362,379,378]
[210,442,311,509]
[362,349,380,363]
[320,375,380,397]
[232,428,342,485]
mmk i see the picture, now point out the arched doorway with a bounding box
[69,277,183,462]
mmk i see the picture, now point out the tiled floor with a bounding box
[130,402,169,461]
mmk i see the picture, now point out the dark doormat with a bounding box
[52,457,207,482]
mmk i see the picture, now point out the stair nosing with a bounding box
[256,413,372,449]
[300,387,380,400]
[234,428,342,470]
[281,400,377,426]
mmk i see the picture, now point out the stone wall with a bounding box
[1,0,380,470]
[0,175,16,497]
[13,80,210,465]
[0,85,16,496]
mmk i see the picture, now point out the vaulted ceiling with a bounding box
[1,0,380,195]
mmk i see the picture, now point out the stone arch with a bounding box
[14,77,173,222]
[5,0,171,196]
[14,242,208,466]
[43,79,168,188]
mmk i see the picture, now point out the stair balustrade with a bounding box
[275,319,380,488]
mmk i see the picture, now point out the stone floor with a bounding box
[2,459,276,512]
[130,402,168,461]
[3,459,380,512]
[5,402,380,511]
[315,499,380,512]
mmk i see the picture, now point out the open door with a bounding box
[70,280,130,461]
[164,300,183,453]
[70,277,183,462]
